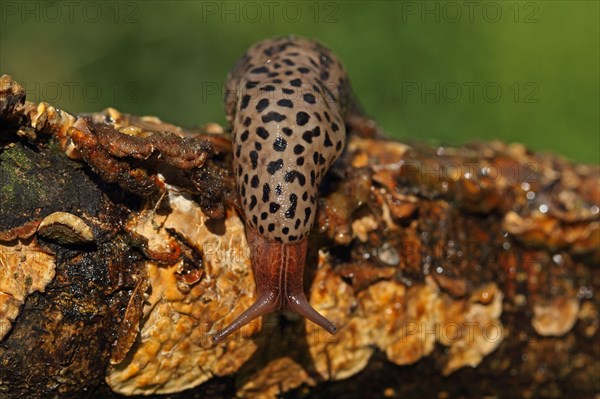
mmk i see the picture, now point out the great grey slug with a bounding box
[213,36,376,343]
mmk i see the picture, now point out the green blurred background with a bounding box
[1,0,598,163]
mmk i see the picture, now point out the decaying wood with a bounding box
[0,74,598,399]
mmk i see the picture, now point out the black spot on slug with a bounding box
[284,170,306,186]
[296,111,310,126]
[250,66,269,74]
[324,131,333,147]
[285,193,297,218]
[304,207,312,225]
[282,127,293,136]
[249,195,257,210]
[240,95,250,110]
[262,112,286,123]
[260,85,275,92]
[303,93,316,104]
[273,136,287,152]
[250,151,258,169]
[256,126,269,139]
[277,99,293,108]
[267,159,284,175]
[302,131,313,144]
[256,99,269,112]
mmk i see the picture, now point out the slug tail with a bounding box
[211,292,277,344]
[212,229,337,344]
[288,293,337,334]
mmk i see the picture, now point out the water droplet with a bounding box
[539,204,549,214]
[578,285,593,299]
[526,191,535,200]
[552,254,564,265]
[378,243,400,266]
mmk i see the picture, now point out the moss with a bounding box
[0,139,103,231]
[1,144,47,205]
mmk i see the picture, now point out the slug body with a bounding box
[213,36,355,343]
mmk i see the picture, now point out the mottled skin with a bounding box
[227,37,349,243]
[213,36,366,343]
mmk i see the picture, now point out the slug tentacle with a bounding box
[212,229,336,344]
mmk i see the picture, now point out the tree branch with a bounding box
[1,74,598,398]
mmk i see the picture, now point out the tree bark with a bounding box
[0,74,598,399]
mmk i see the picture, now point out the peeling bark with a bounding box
[0,75,598,399]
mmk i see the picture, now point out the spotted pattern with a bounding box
[226,36,351,243]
